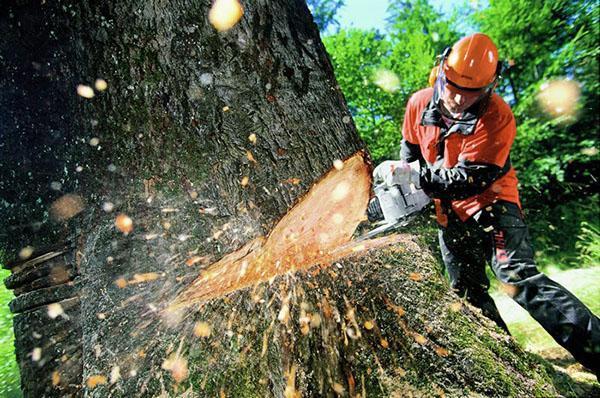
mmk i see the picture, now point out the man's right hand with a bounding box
[373,160,412,186]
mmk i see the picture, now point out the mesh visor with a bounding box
[433,59,495,122]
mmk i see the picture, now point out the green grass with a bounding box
[0,268,21,398]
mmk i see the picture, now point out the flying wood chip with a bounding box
[171,152,410,309]
[86,375,107,389]
[50,194,84,221]
[51,371,61,386]
[209,0,244,32]
[162,355,189,383]
[115,213,133,234]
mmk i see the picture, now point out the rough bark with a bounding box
[0,1,579,397]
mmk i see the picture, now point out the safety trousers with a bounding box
[438,200,600,373]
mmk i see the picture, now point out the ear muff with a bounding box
[428,65,439,87]
[428,47,451,87]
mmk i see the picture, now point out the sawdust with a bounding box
[170,153,412,308]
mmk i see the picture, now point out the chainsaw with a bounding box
[359,161,431,241]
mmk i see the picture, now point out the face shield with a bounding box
[432,57,496,122]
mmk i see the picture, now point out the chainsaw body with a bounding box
[362,169,430,240]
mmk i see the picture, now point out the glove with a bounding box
[373,160,412,186]
[409,162,422,189]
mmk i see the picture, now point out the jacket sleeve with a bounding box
[400,138,424,163]
[419,99,516,200]
[400,95,424,163]
[419,160,508,200]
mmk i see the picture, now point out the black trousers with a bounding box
[438,200,600,372]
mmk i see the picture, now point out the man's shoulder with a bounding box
[488,93,514,119]
[479,93,516,134]
[408,87,434,109]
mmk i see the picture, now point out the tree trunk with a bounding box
[0,1,565,397]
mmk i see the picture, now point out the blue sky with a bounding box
[336,0,480,32]
[337,0,388,30]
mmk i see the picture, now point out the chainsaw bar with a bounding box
[356,212,420,242]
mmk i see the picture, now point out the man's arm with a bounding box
[419,160,510,200]
[418,100,517,201]
[400,138,424,164]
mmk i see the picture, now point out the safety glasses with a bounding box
[444,79,490,101]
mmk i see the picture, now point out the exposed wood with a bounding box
[6,255,77,293]
[9,282,79,314]
[172,152,372,307]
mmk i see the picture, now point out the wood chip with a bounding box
[129,273,159,284]
[86,375,107,389]
[434,347,449,357]
[193,322,212,338]
[408,272,423,282]
[52,371,61,386]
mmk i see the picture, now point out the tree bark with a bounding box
[0,1,566,397]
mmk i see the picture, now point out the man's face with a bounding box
[440,81,487,116]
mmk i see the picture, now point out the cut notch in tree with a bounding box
[172,151,378,307]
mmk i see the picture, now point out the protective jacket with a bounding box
[401,87,520,225]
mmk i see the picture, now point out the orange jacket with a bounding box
[402,88,520,224]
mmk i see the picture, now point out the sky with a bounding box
[337,0,388,31]
[335,0,479,32]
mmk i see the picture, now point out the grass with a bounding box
[0,268,21,398]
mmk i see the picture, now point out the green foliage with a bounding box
[475,0,599,199]
[524,195,599,271]
[576,221,600,268]
[306,0,345,32]
[323,0,459,162]
[324,29,403,161]
[0,268,21,397]
[386,0,460,53]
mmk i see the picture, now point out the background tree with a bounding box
[475,0,599,200]
[306,0,346,32]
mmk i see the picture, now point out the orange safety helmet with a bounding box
[428,33,502,121]
[444,33,500,89]
[429,33,501,90]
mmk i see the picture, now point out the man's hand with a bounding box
[373,160,414,186]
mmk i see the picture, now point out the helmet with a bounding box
[444,33,499,89]
[430,33,501,120]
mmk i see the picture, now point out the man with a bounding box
[378,33,599,375]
